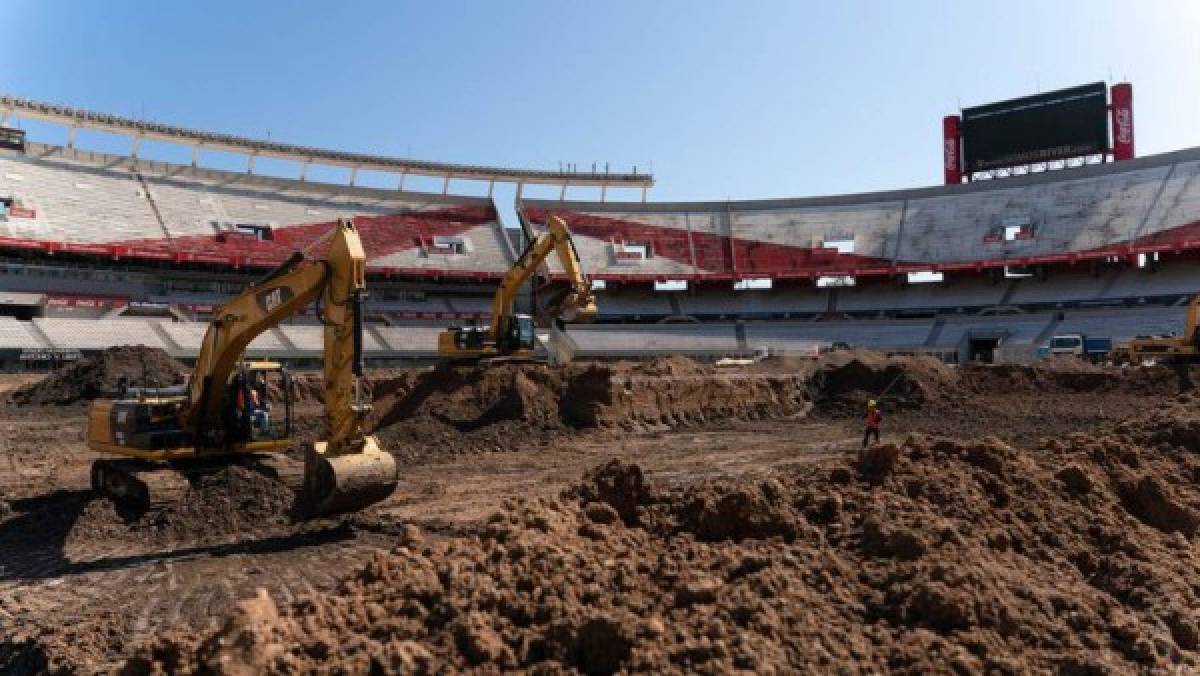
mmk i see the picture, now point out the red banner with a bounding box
[942,115,962,184]
[1110,83,1134,161]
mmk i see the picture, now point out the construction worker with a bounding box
[862,399,883,449]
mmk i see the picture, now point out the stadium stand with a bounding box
[0,109,1197,369]
[0,144,507,274]
[523,148,1200,284]
[34,318,169,351]
[0,316,47,349]
[568,323,740,356]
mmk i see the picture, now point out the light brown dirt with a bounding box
[1,354,1197,673]
[124,401,1200,673]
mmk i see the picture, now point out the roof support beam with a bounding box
[0,95,653,190]
[349,165,358,187]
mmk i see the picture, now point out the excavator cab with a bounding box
[496,313,536,352]
[222,361,292,444]
[441,313,536,359]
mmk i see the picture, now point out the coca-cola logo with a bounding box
[944,139,958,170]
[1115,108,1133,145]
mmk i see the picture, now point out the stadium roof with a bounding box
[0,94,653,192]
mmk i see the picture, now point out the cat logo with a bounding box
[256,286,294,314]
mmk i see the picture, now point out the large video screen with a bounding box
[962,82,1108,171]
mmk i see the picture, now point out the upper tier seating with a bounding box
[0,146,504,272]
[525,148,1200,279]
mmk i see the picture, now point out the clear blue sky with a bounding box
[3,0,1198,203]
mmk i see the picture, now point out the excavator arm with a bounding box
[185,218,395,513]
[488,215,597,336]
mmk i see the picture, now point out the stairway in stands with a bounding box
[135,173,176,248]
[1034,315,1062,345]
[923,319,946,347]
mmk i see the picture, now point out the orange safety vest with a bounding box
[865,409,883,430]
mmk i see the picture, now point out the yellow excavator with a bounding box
[437,214,597,360]
[1118,291,1200,364]
[86,218,398,516]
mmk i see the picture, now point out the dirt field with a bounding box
[2,350,1198,673]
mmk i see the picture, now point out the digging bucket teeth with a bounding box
[303,436,398,516]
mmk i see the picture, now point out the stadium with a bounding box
[0,80,1191,369]
[8,25,1200,670]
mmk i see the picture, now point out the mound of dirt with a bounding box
[67,462,297,547]
[127,404,1200,674]
[811,349,957,414]
[960,357,1177,395]
[369,359,811,460]
[11,346,186,406]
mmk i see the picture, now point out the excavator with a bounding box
[85,218,398,516]
[437,214,597,360]
[1117,291,1200,364]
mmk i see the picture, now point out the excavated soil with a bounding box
[10,346,186,406]
[66,462,299,547]
[6,352,1200,673]
[368,357,812,461]
[126,397,1200,674]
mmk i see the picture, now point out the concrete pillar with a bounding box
[442,176,451,195]
[487,180,495,198]
[191,146,200,168]
[131,136,142,159]
[247,153,257,174]
[601,184,607,202]
[641,186,647,203]
[398,171,407,191]
[349,166,358,187]
[559,183,567,201]
[299,160,309,181]
[67,126,78,149]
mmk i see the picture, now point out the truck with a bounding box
[1045,334,1112,362]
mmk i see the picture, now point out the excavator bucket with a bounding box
[303,435,398,516]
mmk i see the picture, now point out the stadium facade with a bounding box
[0,92,1195,368]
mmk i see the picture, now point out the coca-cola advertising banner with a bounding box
[1110,83,1134,161]
[942,115,962,185]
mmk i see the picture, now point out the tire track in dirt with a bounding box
[1,522,394,671]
